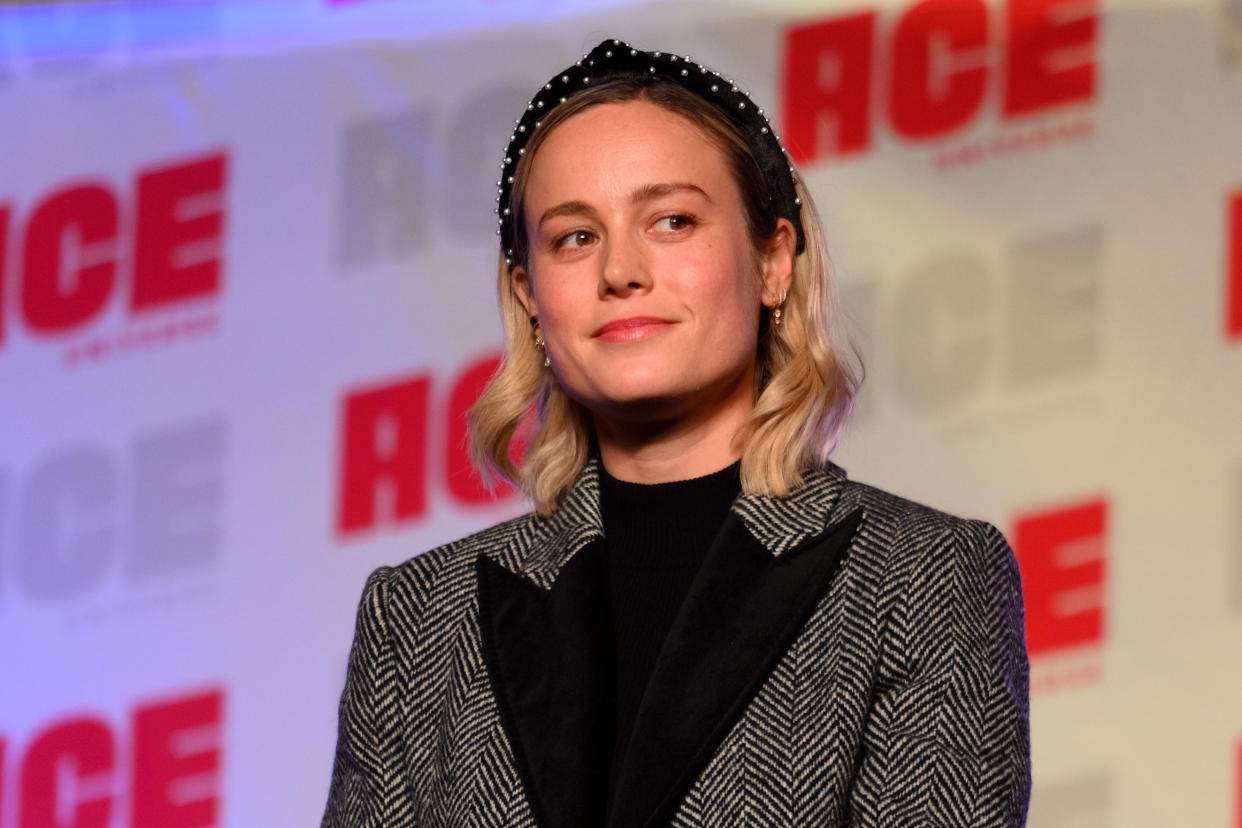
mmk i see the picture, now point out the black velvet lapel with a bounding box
[476,539,614,828]
[606,506,864,828]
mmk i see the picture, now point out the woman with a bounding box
[323,39,1030,828]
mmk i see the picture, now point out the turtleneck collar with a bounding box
[598,459,742,567]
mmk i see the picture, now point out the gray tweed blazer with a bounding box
[321,459,1030,827]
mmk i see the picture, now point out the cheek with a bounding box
[689,251,762,320]
[533,279,588,346]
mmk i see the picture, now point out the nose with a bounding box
[598,234,653,298]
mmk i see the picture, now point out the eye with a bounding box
[555,229,597,250]
[654,214,696,233]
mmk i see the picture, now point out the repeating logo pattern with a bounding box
[0,687,223,828]
[840,223,1102,424]
[2,1,1239,825]
[337,354,515,536]
[780,0,1098,166]
[0,152,227,365]
[1015,496,1107,657]
[0,420,224,611]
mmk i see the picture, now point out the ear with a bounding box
[511,263,537,318]
[759,217,795,307]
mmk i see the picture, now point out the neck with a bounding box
[593,364,754,484]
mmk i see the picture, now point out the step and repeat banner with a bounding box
[1,0,1240,825]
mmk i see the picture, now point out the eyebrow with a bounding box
[537,181,713,229]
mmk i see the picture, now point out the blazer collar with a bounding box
[476,456,861,828]
[506,456,851,588]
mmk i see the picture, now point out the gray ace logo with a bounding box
[336,83,531,268]
[842,222,1104,422]
[0,419,224,612]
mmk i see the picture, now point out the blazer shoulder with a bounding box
[842,476,1006,541]
[837,476,1013,585]
[375,509,540,622]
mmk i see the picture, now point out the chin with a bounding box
[570,374,690,421]
[590,393,690,424]
[601,366,685,401]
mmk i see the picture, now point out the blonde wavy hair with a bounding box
[470,77,862,514]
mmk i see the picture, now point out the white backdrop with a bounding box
[1,0,1240,825]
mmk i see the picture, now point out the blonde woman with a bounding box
[323,39,1030,828]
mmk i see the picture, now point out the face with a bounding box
[512,99,792,428]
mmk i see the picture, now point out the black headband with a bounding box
[496,38,806,265]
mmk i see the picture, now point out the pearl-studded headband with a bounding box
[496,38,806,266]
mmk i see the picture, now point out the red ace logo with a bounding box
[0,151,227,353]
[338,374,431,532]
[1013,496,1107,657]
[1235,738,1242,828]
[1228,191,1241,342]
[0,687,223,827]
[1235,739,1241,828]
[337,353,518,535]
[782,0,1098,164]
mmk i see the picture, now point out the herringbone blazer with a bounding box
[322,459,1030,827]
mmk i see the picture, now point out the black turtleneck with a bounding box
[599,459,742,810]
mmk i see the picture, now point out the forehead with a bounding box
[523,99,733,204]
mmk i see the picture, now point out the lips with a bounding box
[592,316,676,343]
